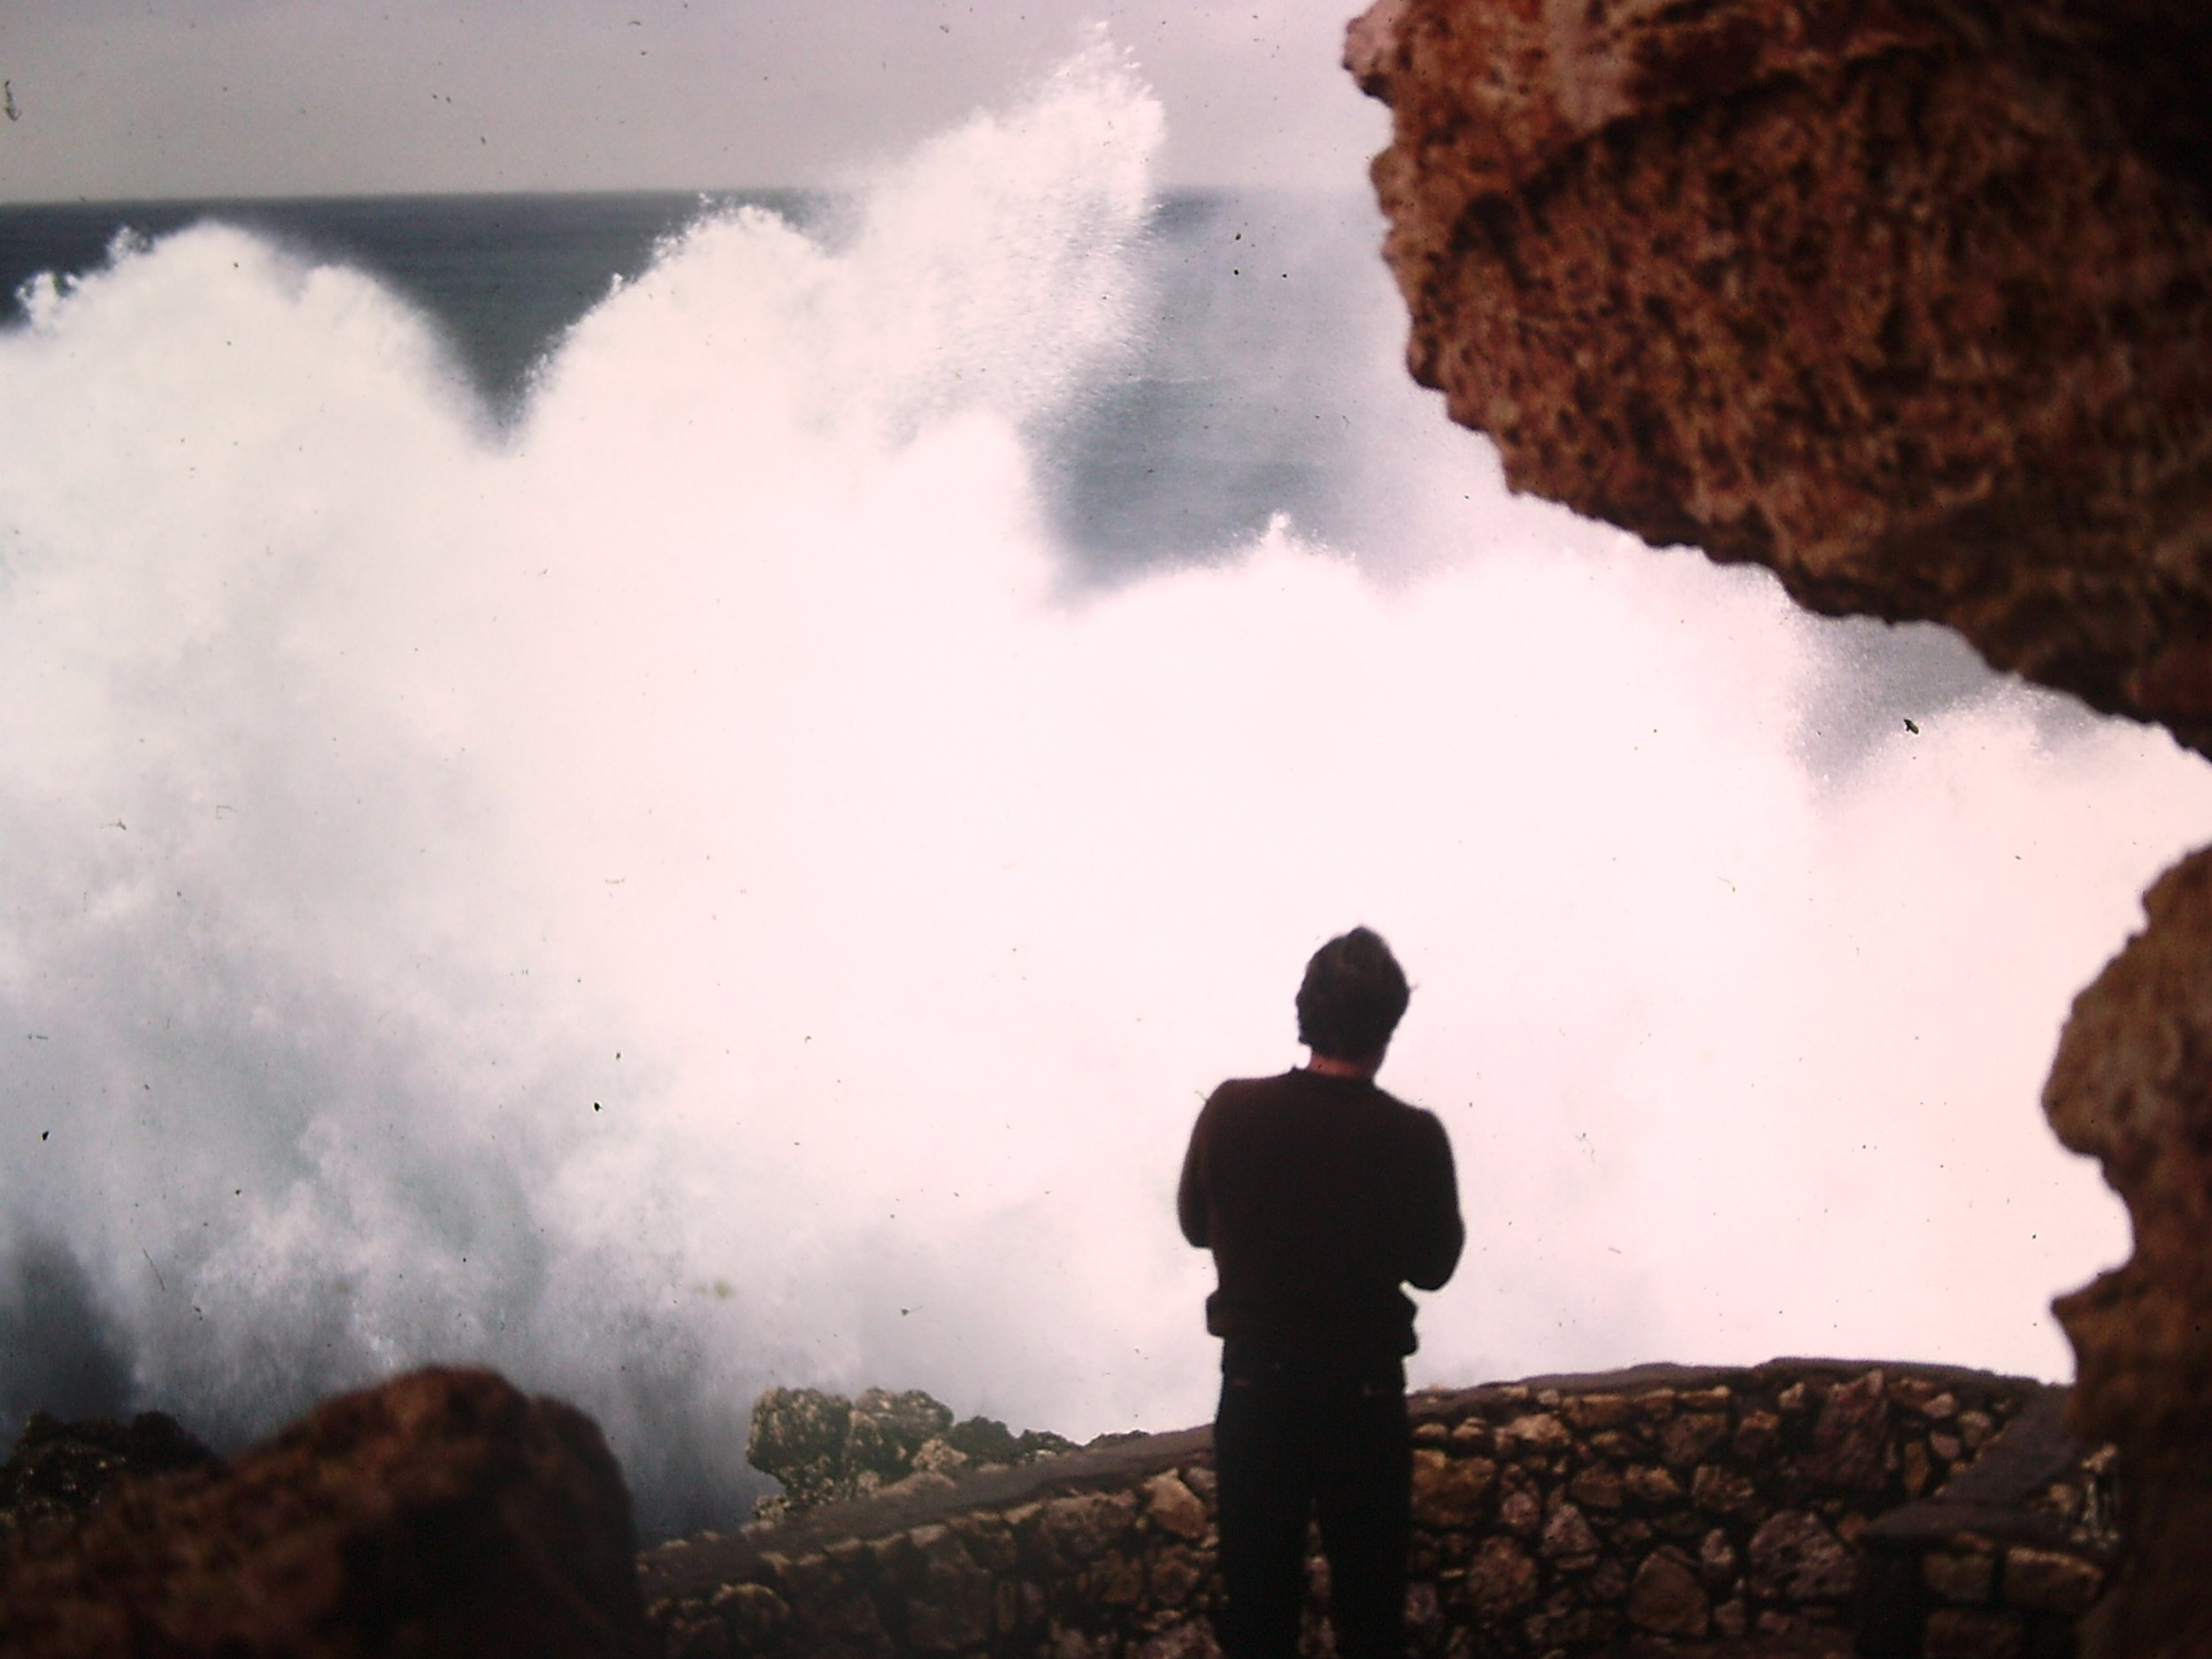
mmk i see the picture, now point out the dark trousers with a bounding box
[1211,1354,1411,1659]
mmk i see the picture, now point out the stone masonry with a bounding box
[640,1361,2108,1659]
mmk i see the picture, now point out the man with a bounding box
[1178,927,1463,1659]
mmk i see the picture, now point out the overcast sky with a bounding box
[1,1,1391,202]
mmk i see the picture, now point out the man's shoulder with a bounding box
[1205,1071,1303,1111]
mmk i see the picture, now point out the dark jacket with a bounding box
[1178,1068,1463,1363]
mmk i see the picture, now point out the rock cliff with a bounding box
[1348,0,2212,756]
[1347,5,2212,1652]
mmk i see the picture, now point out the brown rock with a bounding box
[1460,1536,1540,1622]
[1496,1412,1571,1458]
[1568,1464,1624,1510]
[2001,1545,2106,1615]
[711,1582,789,1649]
[1558,1393,1638,1432]
[1697,1527,1738,1586]
[1924,1546,1999,1605]
[1412,1449,1496,1529]
[1134,1623,1220,1659]
[1495,1469,1541,1536]
[1627,1548,1711,1637]
[1589,1555,1631,1601]
[2046,847,2212,1656]
[1143,1471,1210,1542]
[1348,0,2212,756]
[905,1526,995,1652]
[0,1366,650,1659]
[1659,1413,1729,1470]
[1747,1509,1856,1604]
[1624,1464,1684,1507]
[1148,1545,1208,1609]
[1038,1490,1140,1565]
[1802,1369,1891,1491]
[0,1411,218,1543]
[1924,1607,2026,1659]
[1690,1463,1756,1515]
[1539,1499,1600,1559]
[1902,1439,1933,1498]
[1731,1409,1782,1462]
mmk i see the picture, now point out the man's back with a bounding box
[1179,1068,1463,1363]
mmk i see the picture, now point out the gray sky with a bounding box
[0,0,1392,202]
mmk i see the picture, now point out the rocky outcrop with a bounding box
[748,1387,1076,1522]
[0,1409,217,1543]
[2041,846,2212,1659]
[643,1361,2085,1659]
[0,1366,652,1659]
[1345,6,2212,1651]
[1347,0,2212,756]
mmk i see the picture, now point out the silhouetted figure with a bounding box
[1179,927,1463,1659]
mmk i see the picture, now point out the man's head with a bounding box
[1295,926,1409,1067]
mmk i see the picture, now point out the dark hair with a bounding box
[1294,927,1409,1061]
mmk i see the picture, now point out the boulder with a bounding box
[0,1365,650,1658]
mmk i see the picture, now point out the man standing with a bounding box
[1178,927,1463,1659]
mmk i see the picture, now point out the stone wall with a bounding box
[1858,1391,2116,1658]
[639,1360,2088,1659]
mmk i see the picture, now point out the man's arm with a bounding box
[1403,1111,1464,1291]
[1177,1098,1214,1248]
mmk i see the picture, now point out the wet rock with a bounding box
[0,1366,649,1659]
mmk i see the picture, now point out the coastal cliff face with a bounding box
[1346,0,2212,756]
[643,1361,2110,1659]
[1346,4,2212,1653]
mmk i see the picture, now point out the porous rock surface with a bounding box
[0,1365,652,1659]
[1348,0,2212,754]
[2042,845,2212,1659]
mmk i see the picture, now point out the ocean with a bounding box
[3,48,2208,1540]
